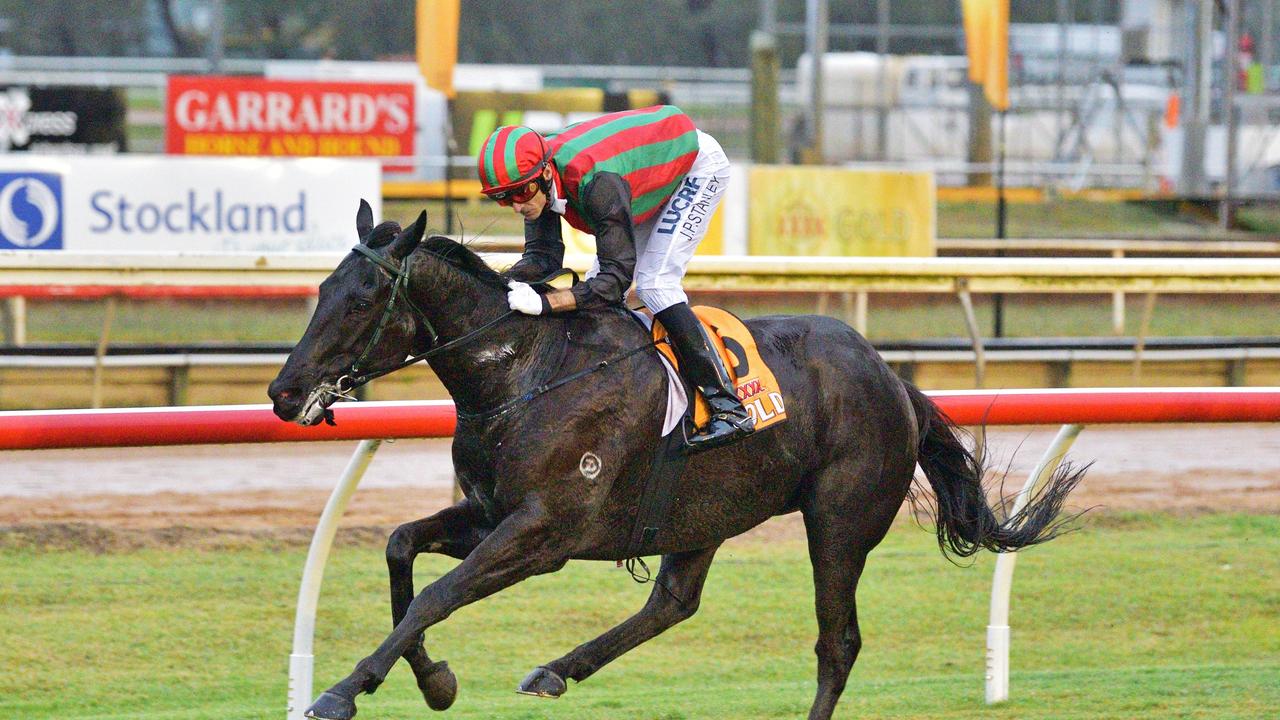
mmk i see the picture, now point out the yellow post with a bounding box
[416,0,459,99]
[961,0,1009,111]
[417,0,460,224]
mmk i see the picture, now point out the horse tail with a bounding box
[904,383,1084,559]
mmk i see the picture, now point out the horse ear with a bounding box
[388,210,427,260]
[356,199,375,241]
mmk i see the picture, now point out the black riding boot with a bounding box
[655,303,756,452]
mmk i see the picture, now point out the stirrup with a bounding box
[682,412,755,453]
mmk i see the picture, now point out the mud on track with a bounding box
[2,424,1278,551]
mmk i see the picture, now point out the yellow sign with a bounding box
[747,165,935,256]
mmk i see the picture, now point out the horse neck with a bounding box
[409,258,563,411]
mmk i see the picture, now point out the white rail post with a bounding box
[3,296,26,345]
[985,423,1083,704]
[288,439,383,720]
[955,278,986,389]
[1111,248,1126,335]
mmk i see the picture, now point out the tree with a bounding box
[0,0,150,56]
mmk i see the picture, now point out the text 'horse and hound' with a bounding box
[267,204,1083,720]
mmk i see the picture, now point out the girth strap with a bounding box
[625,428,690,559]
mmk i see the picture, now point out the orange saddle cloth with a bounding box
[651,306,788,431]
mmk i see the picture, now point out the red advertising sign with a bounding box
[165,76,415,170]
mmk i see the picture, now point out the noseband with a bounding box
[338,243,514,392]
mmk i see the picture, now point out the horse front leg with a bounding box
[517,545,721,698]
[306,507,572,720]
[385,499,492,711]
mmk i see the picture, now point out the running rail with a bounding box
[4,387,1280,717]
[5,252,1280,294]
[2,388,1279,450]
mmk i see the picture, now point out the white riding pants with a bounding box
[586,130,730,314]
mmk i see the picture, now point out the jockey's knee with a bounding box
[636,287,688,314]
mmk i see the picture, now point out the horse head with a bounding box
[268,199,432,425]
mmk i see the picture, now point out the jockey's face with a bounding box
[511,166,554,221]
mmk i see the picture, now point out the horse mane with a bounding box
[363,221,402,248]
[420,233,508,287]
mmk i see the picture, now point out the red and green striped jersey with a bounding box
[547,105,699,232]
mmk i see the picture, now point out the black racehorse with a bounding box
[267,203,1083,720]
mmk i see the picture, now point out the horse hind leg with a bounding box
[800,456,908,720]
[518,545,721,698]
[805,547,867,720]
[384,500,491,711]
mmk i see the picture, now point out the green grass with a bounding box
[22,298,315,344]
[19,294,1278,346]
[1,513,1276,719]
[395,197,1276,243]
[859,294,1280,340]
[1236,203,1280,234]
[10,197,1276,346]
[395,198,1260,242]
[936,200,1217,239]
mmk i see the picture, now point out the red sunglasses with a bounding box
[488,181,541,206]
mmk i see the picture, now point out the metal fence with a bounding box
[2,54,1280,193]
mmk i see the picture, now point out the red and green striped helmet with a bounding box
[477,126,552,197]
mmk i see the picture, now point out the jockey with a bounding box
[477,105,754,452]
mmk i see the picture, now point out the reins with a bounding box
[339,244,657,420]
[454,337,657,424]
[339,243,515,392]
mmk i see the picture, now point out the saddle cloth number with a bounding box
[653,306,788,431]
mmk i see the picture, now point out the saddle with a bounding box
[625,306,789,561]
[650,306,788,432]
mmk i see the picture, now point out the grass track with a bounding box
[1,512,1277,719]
[20,294,1280,345]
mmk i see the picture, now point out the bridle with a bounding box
[336,243,514,394]
[327,241,654,427]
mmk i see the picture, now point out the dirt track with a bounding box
[2,424,1278,549]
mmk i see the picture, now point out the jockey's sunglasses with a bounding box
[488,180,540,206]
[485,152,551,206]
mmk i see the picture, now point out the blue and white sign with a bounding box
[0,155,380,252]
[0,172,63,250]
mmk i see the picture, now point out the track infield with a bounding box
[1,512,1276,719]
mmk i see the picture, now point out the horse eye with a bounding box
[349,300,373,314]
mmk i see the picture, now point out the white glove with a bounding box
[506,280,545,315]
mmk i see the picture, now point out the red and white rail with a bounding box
[4,387,1279,716]
[3,388,1279,451]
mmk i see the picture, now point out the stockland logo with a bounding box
[0,172,63,250]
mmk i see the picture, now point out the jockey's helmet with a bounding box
[477,126,552,202]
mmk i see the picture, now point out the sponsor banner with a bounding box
[0,155,380,253]
[0,86,127,154]
[747,165,935,256]
[166,76,414,171]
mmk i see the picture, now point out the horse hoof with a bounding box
[304,691,357,720]
[419,661,458,711]
[516,666,567,698]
